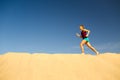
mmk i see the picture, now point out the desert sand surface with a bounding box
[0,52,120,80]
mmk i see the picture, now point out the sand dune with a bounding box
[0,52,120,80]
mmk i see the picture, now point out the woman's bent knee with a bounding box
[80,43,84,47]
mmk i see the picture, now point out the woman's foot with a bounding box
[96,52,99,55]
[81,53,85,55]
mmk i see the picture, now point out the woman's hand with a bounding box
[76,33,80,37]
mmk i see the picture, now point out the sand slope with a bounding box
[0,52,120,80]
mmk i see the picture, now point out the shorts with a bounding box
[83,37,90,42]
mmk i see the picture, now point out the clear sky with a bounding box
[1,0,120,54]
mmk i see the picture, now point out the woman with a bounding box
[76,25,99,55]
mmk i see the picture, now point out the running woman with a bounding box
[76,25,99,55]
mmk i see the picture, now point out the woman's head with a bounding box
[80,25,85,30]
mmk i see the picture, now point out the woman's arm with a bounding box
[84,29,90,37]
[76,33,82,38]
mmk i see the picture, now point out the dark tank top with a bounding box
[81,30,87,39]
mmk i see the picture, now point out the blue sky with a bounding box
[0,0,120,54]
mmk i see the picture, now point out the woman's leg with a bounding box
[80,40,87,54]
[86,42,99,55]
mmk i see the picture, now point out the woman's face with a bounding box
[80,26,84,30]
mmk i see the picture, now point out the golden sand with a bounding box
[0,52,120,80]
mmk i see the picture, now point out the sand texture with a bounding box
[0,52,120,80]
